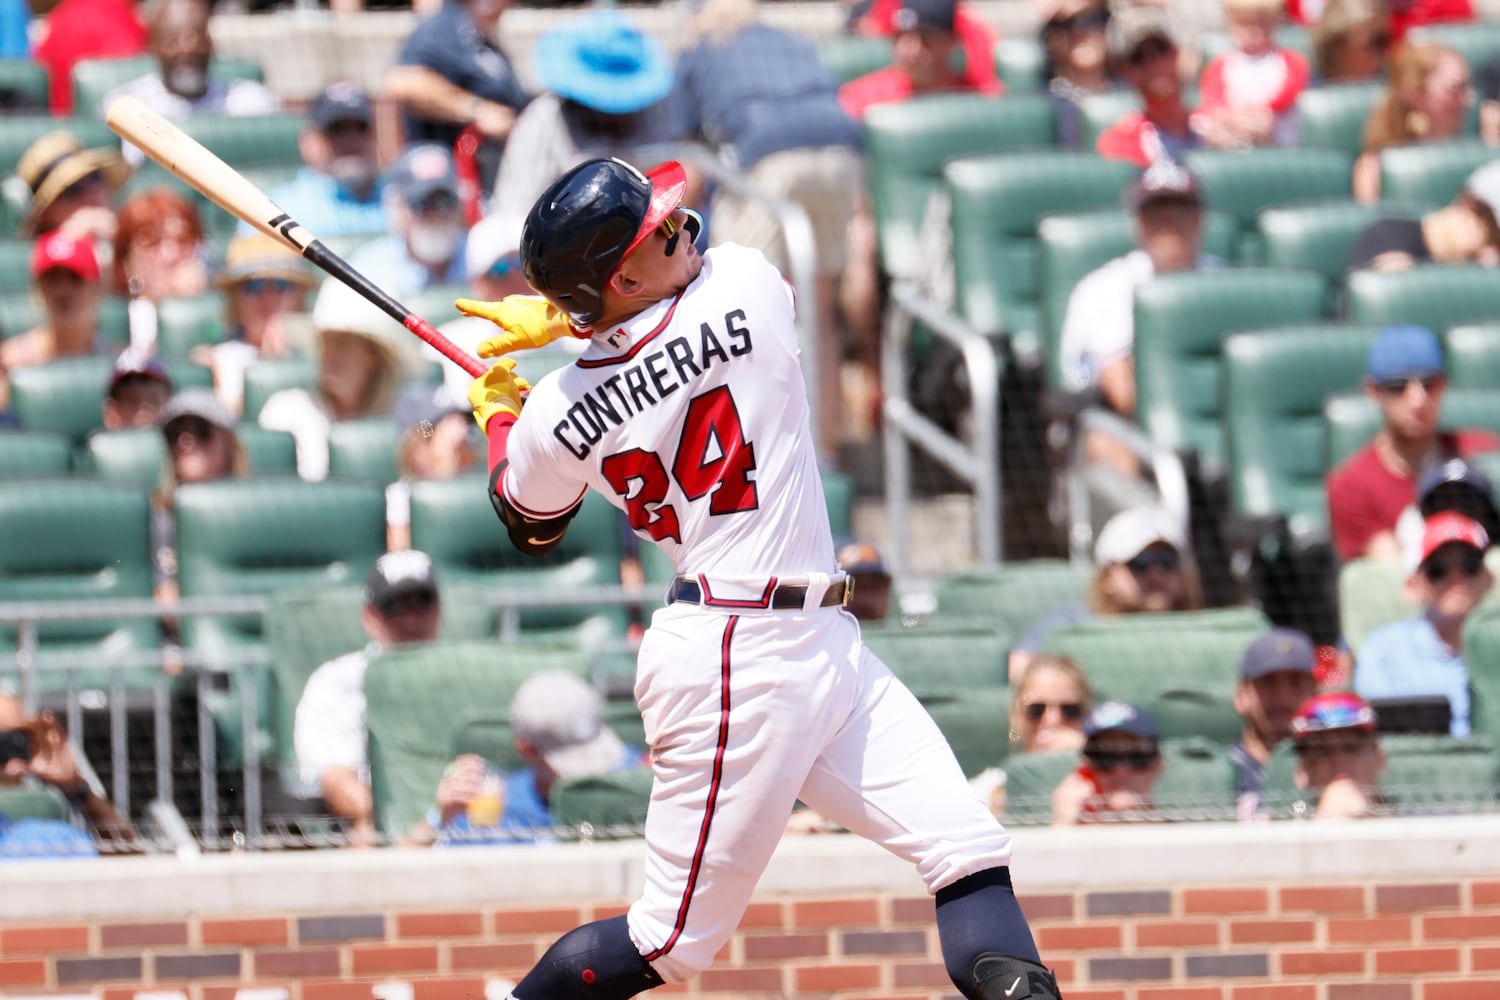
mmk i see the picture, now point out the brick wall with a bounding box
[4,819,1500,999]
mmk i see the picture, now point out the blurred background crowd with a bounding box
[5,0,1500,855]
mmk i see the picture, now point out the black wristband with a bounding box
[61,783,92,807]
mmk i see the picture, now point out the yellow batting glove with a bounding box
[455,295,578,357]
[468,357,532,434]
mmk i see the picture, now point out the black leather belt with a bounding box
[667,576,852,610]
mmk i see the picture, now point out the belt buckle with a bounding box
[841,575,855,608]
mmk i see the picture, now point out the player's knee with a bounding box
[969,952,1064,1000]
[512,916,663,1000]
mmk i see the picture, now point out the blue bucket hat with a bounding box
[535,11,673,115]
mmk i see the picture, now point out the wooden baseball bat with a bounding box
[106,94,487,379]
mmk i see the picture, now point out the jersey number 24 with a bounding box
[600,386,758,543]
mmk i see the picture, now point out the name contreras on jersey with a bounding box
[553,309,753,459]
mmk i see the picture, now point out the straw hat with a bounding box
[214,234,315,289]
[16,131,129,238]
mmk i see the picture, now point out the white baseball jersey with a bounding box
[499,244,837,581]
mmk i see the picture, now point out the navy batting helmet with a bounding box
[520,157,687,327]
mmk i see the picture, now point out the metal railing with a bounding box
[0,586,656,852]
[1065,407,1193,564]
[880,281,1003,576]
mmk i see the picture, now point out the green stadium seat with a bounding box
[75,428,164,488]
[242,356,317,421]
[155,292,227,362]
[0,240,34,295]
[1133,268,1328,474]
[0,785,70,821]
[1461,607,1500,737]
[1034,208,1237,387]
[943,151,1141,350]
[327,417,401,485]
[179,113,301,168]
[550,768,655,836]
[0,294,129,348]
[1294,82,1383,157]
[1261,733,1500,816]
[1039,607,1272,742]
[362,639,592,835]
[860,623,1009,695]
[0,480,155,689]
[0,59,50,110]
[0,115,116,176]
[1182,147,1355,260]
[1223,325,1385,539]
[817,35,891,86]
[932,559,1093,638]
[862,93,1054,278]
[994,38,1046,94]
[71,55,263,118]
[1444,323,1500,388]
[1075,90,1142,153]
[1345,265,1500,329]
[408,477,626,637]
[238,425,298,475]
[1407,22,1500,86]
[1323,386,1500,472]
[1000,749,1077,823]
[1257,200,1418,288]
[1378,141,1496,211]
[1338,557,1413,660]
[8,355,114,443]
[0,430,71,477]
[449,693,646,776]
[263,582,500,794]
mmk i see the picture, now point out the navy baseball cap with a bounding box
[1083,701,1159,743]
[1239,628,1316,681]
[310,81,372,131]
[1419,457,1495,507]
[365,550,439,611]
[1367,325,1445,382]
[893,0,957,33]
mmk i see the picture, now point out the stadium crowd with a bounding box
[4,0,1500,854]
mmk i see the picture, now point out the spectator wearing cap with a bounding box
[386,384,481,551]
[1326,325,1498,561]
[102,348,173,430]
[1311,0,1392,84]
[408,669,645,846]
[1038,0,1122,149]
[259,278,417,481]
[846,0,999,99]
[1352,43,1473,204]
[1396,457,1500,560]
[1229,628,1318,820]
[835,538,894,622]
[1347,159,1500,276]
[675,0,863,456]
[1288,691,1388,820]
[490,11,685,222]
[259,82,388,240]
[384,0,530,171]
[1009,505,1202,683]
[1355,512,1492,737]
[839,0,1001,122]
[1195,0,1310,149]
[348,144,468,297]
[201,234,314,417]
[151,388,246,606]
[1052,700,1163,825]
[294,551,444,846]
[1095,8,1207,167]
[103,0,279,166]
[12,130,129,246]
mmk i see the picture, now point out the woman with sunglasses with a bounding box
[1353,42,1474,203]
[1051,701,1163,826]
[1038,0,1121,148]
[1009,505,1203,682]
[1354,511,1491,737]
[200,234,316,416]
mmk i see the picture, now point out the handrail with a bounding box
[880,280,1003,576]
[1066,406,1192,563]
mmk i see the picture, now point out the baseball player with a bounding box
[459,157,1063,1000]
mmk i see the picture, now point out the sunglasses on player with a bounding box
[1023,701,1084,723]
[1422,546,1485,583]
[657,209,703,258]
[1085,748,1158,772]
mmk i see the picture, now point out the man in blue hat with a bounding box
[348,144,469,296]
[489,10,685,221]
[1228,628,1317,821]
[260,81,388,239]
[1326,325,1498,561]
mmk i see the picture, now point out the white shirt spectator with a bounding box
[258,387,332,481]
[104,74,280,167]
[292,645,374,797]
[1059,249,1223,392]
